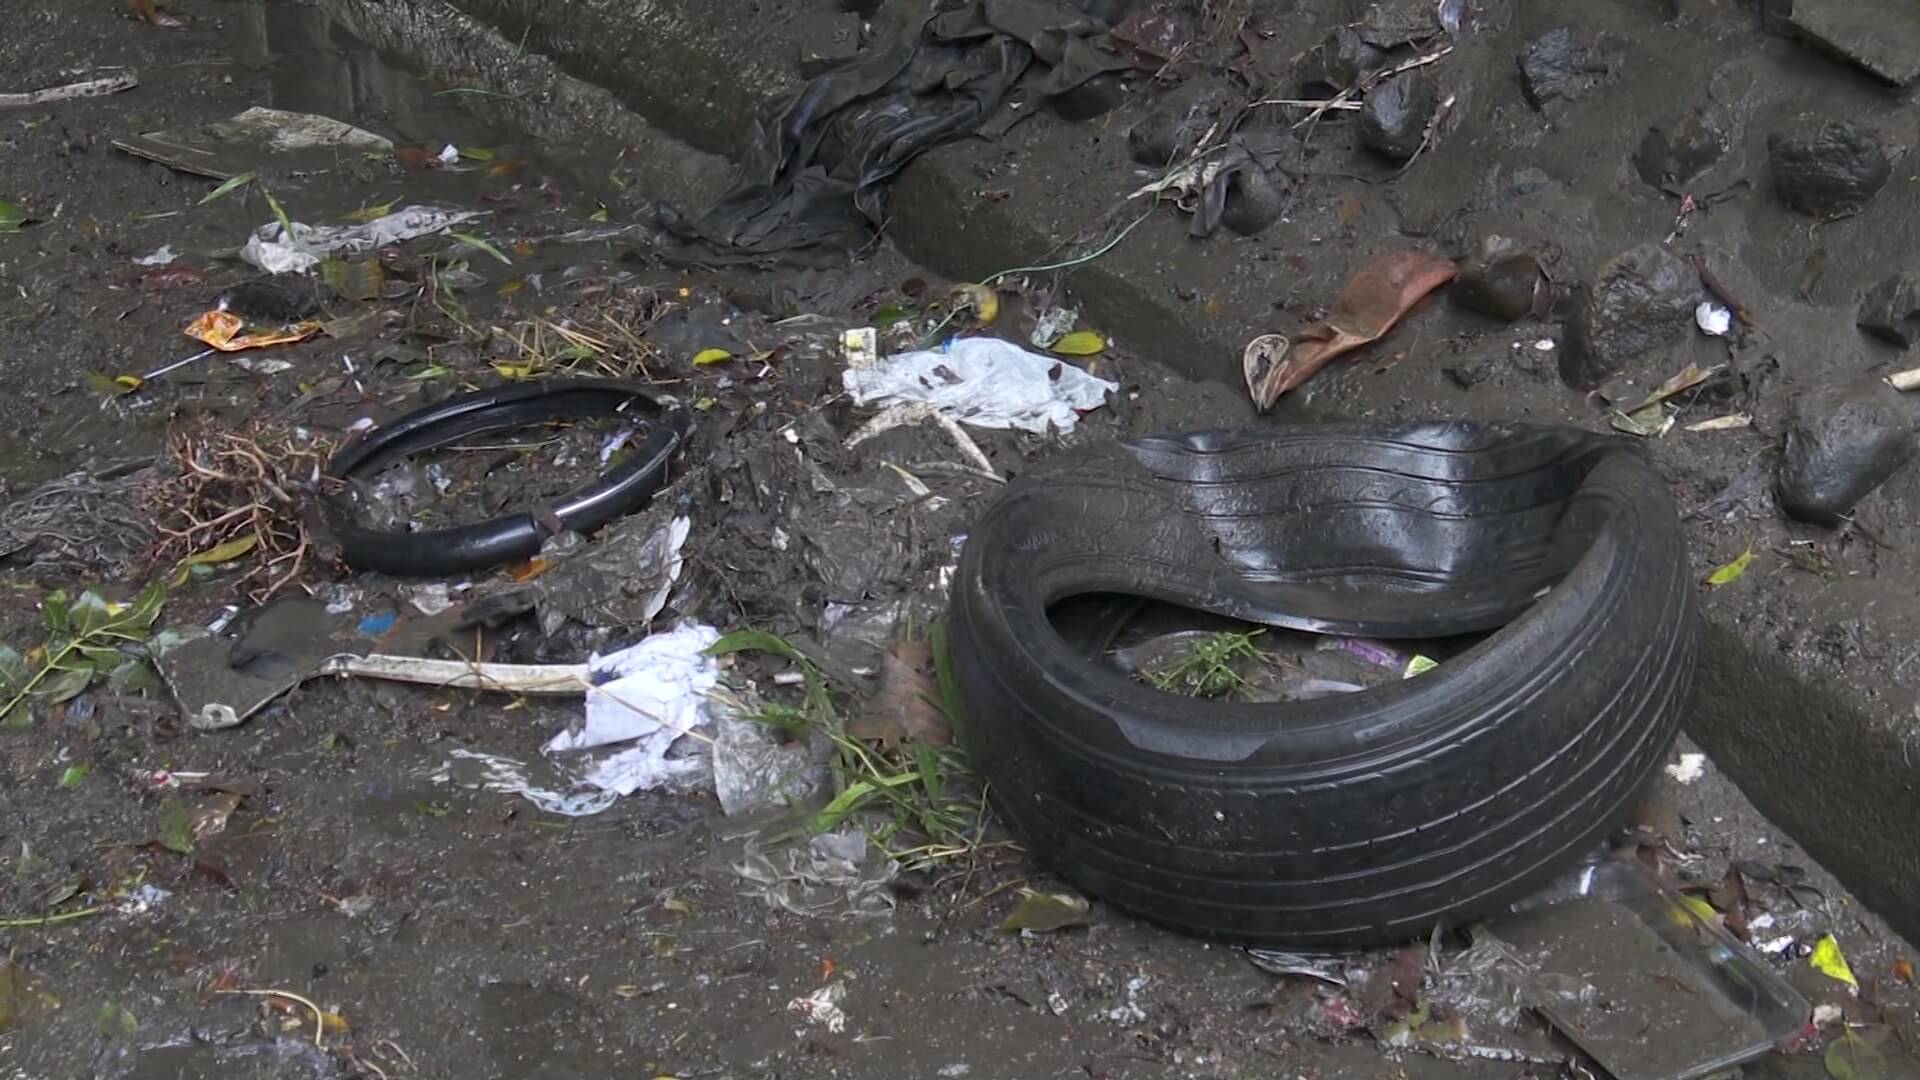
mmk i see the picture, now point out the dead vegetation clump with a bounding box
[145,421,340,601]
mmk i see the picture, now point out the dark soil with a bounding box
[3,2,1919,1079]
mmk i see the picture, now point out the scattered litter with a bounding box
[710,693,831,816]
[437,144,460,166]
[530,511,690,636]
[240,205,485,274]
[1686,414,1751,432]
[428,749,617,817]
[1030,307,1079,349]
[1244,949,1353,986]
[1811,933,1859,989]
[1695,300,1733,336]
[183,310,323,353]
[219,107,392,154]
[0,67,138,110]
[115,107,391,180]
[133,245,179,267]
[544,623,721,797]
[787,982,848,1033]
[1244,250,1458,409]
[846,401,998,476]
[843,337,1116,434]
[229,356,293,376]
[734,826,900,918]
[999,889,1092,934]
[841,327,879,368]
[1664,752,1707,784]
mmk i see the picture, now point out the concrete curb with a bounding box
[318,0,1920,944]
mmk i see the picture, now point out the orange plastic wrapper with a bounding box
[183,309,323,352]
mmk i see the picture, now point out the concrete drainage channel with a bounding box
[308,0,1920,950]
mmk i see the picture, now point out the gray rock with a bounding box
[1769,121,1890,218]
[1311,26,1386,91]
[1454,241,1542,322]
[1128,84,1227,167]
[1777,381,1917,524]
[1220,164,1288,237]
[1789,0,1920,87]
[1517,28,1592,108]
[1559,243,1699,388]
[1858,272,1920,348]
[1358,71,1436,161]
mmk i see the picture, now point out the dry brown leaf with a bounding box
[848,641,950,749]
[189,792,243,840]
[1246,250,1457,409]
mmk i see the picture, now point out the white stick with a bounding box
[321,654,590,694]
[0,69,138,109]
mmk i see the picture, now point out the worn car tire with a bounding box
[950,423,1697,947]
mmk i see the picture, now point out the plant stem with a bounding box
[0,906,106,928]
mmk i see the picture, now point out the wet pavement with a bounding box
[4,1,1920,1078]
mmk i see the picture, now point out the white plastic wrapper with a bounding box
[842,336,1116,433]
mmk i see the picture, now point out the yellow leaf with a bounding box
[1812,934,1859,989]
[1403,654,1438,678]
[318,1010,350,1034]
[113,374,143,393]
[183,534,259,568]
[1052,330,1106,356]
[1705,543,1754,587]
[691,348,732,366]
[491,362,538,381]
[949,283,999,325]
[1679,892,1719,923]
[344,197,400,224]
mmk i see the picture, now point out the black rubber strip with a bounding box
[324,379,690,577]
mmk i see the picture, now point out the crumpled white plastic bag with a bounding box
[240,205,485,274]
[842,336,1116,433]
[543,622,721,796]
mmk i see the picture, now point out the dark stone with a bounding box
[1052,72,1131,123]
[1358,71,1436,161]
[1220,164,1287,237]
[1128,83,1228,167]
[1559,243,1699,388]
[1858,272,1920,348]
[1444,354,1496,388]
[1517,27,1582,107]
[1635,106,1732,188]
[1454,239,1542,322]
[1769,121,1890,218]
[1777,381,1916,524]
[1310,26,1386,91]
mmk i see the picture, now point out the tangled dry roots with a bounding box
[146,422,339,601]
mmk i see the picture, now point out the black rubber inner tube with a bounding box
[324,379,690,577]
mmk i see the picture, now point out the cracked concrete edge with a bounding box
[317,0,1920,942]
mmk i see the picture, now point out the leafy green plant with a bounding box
[0,583,165,727]
[1146,629,1262,698]
[709,628,987,868]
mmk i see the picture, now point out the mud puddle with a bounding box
[2,1,1918,1078]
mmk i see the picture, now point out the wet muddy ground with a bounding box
[4,1,1920,1078]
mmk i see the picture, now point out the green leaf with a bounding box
[345,196,400,224]
[458,145,496,161]
[58,764,89,789]
[588,204,610,223]
[1826,1029,1887,1080]
[708,629,805,663]
[998,889,1091,933]
[119,581,167,634]
[450,232,512,265]
[809,781,874,834]
[261,186,296,246]
[0,199,30,233]
[2,705,29,731]
[75,644,124,669]
[70,591,114,636]
[914,742,944,804]
[156,797,194,854]
[691,347,732,366]
[1706,543,1755,587]
[38,666,93,703]
[106,660,152,694]
[41,591,69,634]
[931,621,965,745]
[197,172,256,206]
[872,303,907,329]
[0,644,28,696]
[97,1001,137,1037]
